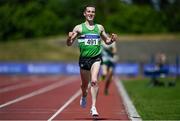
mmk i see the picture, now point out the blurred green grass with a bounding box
[122,78,180,120]
[0,34,179,61]
[0,36,79,61]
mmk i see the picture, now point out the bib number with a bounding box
[85,39,99,45]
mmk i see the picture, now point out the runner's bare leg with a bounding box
[90,61,101,107]
[80,69,90,97]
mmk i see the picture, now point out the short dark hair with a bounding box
[84,4,96,11]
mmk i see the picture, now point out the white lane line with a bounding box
[0,80,45,93]
[0,76,77,109]
[0,76,63,93]
[47,89,81,121]
[114,77,142,121]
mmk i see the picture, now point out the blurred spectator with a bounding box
[156,52,167,70]
[149,52,168,86]
[101,40,118,95]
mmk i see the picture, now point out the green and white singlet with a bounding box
[78,23,101,57]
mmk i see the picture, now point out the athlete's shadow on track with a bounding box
[75,117,116,120]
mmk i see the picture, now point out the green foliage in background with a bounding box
[0,0,180,41]
[105,4,168,34]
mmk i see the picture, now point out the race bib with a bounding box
[85,39,99,45]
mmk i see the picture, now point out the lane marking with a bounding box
[0,76,63,93]
[0,80,47,93]
[114,77,142,121]
[0,76,78,108]
[47,89,81,121]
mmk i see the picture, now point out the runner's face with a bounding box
[84,7,95,21]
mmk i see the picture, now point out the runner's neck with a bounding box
[85,21,95,30]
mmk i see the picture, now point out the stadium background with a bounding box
[0,0,180,120]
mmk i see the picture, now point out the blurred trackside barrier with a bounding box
[0,62,179,77]
[0,62,138,76]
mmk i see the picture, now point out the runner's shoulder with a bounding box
[96,24,103,28]
[96,24,104,31]
[73,24,82,33]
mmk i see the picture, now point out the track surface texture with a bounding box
[0,75,129,121]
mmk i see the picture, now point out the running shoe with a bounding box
[80,96,87,108]
[90,106,99,117]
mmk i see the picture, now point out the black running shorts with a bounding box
[79,54,102,71]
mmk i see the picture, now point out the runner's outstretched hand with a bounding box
[67,32,78,46]
[110,33,118,42]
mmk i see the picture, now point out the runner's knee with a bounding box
[91,81,98,87]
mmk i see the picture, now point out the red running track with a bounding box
[0,75,129,121]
